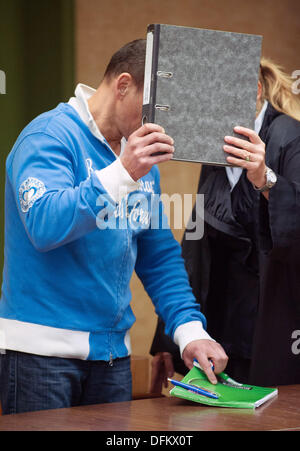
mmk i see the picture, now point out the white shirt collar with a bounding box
[254,99,268,134]
[68,84,105,142]
[68,83,126,155]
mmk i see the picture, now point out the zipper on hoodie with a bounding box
[109,352,114,367]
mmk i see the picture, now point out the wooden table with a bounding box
[0,385,299,431]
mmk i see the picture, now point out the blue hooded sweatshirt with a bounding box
[0,99,207,361]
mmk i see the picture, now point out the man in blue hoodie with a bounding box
[0,39,228,414]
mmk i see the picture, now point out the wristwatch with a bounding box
[253,166,277,192]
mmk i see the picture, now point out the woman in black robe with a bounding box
[150,57,300,390]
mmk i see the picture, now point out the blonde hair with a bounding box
[259,57,300,122]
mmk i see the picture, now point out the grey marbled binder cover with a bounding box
[154,25,262,165]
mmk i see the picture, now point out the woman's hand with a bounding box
[223,126,267,190]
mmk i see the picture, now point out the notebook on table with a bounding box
[169,361,278,409]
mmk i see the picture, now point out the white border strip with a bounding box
[143,31,154,105]
[0,318,90,360]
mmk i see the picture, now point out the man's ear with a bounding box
[116,72,133,98]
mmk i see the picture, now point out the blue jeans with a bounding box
[0,350,132,415]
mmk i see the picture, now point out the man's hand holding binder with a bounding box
[121,123,174,181]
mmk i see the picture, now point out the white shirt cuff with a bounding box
[173,321,215,357]
[95,158,140,203]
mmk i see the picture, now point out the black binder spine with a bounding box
[142,24,160,125]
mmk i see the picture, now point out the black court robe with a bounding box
[150,104,300,386]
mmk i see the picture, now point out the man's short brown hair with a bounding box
[103,39,146,89]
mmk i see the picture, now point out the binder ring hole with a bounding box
[155,104,170,112]
[157,71,173,78]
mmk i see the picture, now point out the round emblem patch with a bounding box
[19,177,46,213]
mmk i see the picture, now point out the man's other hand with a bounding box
[182,339,228,384]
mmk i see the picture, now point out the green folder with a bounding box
[169,363,278,409]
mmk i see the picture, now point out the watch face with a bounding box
[266,169,277,186]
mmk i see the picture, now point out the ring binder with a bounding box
[142,24,262,166]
